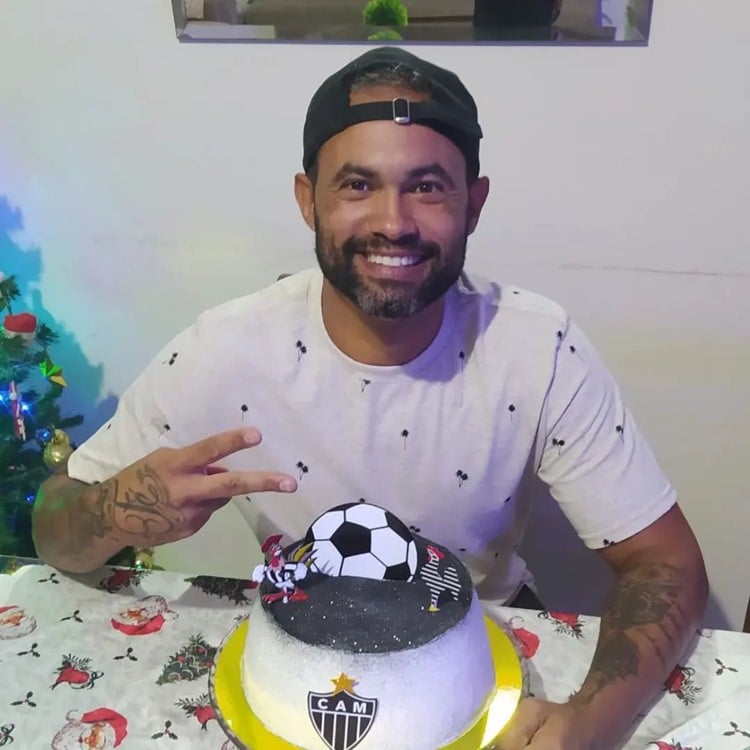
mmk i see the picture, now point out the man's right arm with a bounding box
[32,429,298,575]
[33,473,132,574]
[32,466,181,574]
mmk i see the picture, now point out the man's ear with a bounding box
[294,172,315,231]
[467,176,490,235]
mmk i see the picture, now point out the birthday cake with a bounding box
[240,502,497,750]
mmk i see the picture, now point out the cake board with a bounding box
[209,613,525,750]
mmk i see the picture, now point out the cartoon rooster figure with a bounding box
[251,535,315,604]
[420,544,462,612]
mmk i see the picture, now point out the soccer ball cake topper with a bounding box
[304,502,419,582]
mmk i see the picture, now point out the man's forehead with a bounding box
[321,119,465,164]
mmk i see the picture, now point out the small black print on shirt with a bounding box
[551,438,566,454]
[164,352,178,366]
[295,340,307,362]
[296,461,309,480]
[455,470,469,487]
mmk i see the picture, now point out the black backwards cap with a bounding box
[302,46,484,179]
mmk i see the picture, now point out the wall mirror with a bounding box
[171,0,653,45]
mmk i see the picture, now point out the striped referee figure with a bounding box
[420,545,462,612]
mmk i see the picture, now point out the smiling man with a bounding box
[33,47,708,749]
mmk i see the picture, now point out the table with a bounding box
[2,556,749,749]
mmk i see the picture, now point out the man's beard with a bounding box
[314,214,468,319]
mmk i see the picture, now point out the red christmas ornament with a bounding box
[3,311,37,342]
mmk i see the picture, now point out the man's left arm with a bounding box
[498,503,708,750]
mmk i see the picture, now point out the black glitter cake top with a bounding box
[255,503,474,654]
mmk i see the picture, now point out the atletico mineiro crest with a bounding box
[307,673,378,750]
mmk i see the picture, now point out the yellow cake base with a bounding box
[209,614,523,750]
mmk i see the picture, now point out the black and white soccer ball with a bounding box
[304,502,418,582]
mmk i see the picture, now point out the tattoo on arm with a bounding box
[576,562,689,701]
[74,464,182,543]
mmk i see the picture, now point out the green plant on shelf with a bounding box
[363,0,409,28]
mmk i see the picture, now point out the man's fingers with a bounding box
[494,698,544,749]
[190,470,297,501]
[180,429,262,470]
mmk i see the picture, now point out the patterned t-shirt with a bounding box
[67,268,676,605]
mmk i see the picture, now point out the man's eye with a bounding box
[414,181,444,193]
[344,179,370,191]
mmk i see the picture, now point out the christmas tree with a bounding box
[156,635,217,685]
[184,574,257,605]
[0,271,85,557]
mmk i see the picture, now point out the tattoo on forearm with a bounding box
[75,465,182,543]
[576,562,689,702]
[84,482,116,537]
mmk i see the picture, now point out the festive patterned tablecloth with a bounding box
[1,559,749,750]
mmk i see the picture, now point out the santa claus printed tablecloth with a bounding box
[1,561,750,750]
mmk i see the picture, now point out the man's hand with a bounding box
[92,427,297,546]
[494,697,593,750]
[33,427,297,572]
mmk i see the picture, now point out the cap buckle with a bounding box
[392,97,411,125]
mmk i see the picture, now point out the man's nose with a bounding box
[367,189,417,243]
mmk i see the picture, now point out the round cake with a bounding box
[240,502,497,750]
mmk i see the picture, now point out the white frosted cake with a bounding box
[241,502,496,750]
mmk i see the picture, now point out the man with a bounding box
[33,46,708,748]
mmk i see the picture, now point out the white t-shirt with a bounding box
[67,268,676,605]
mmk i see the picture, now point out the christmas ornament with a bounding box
[8,381,26,441]
[39,354,67,387]
[134,547,154,571]
[3,311,37,342]
[43,428,73,468]
[0,557,24,575]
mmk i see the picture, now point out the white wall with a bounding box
[1,0,747,629]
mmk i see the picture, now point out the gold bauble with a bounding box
[42,429,73,468]
[134,547,154,571]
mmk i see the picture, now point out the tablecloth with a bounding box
[1,559,749,749]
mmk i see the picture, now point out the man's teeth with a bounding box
[366,254,421,267]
